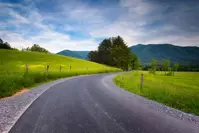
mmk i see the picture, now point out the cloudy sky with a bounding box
[0,0,199,53]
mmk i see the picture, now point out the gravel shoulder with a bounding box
[104,74,199,127]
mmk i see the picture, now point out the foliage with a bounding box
[0,49,121,98]
[88,51,99,62]
[149,58,181,76]
[172,63,180,75]
[114,71,199,115]
[23,44,49,53]
[173,63,180,71]
[166,67,173,76]
[149,59,157,74]
[129,53,140,70]
[88,36,139,70]
[11,48,19,51]
[162,58,170,75]
[0,38,12,49]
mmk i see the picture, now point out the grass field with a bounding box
[0,49,121,98]
[114,71,199,115]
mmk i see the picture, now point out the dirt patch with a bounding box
[0,89,29,100]
[13,89,29,97]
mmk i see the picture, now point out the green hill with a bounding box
[130,44,199,65]
[0,49,120,98]
[57,50,89,59]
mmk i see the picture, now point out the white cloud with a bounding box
[0,31,32,49]
[0,2,98,52]
[0,0,199,54]
[0,29,97,52]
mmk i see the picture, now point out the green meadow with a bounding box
[114,71,199,115]
[0,49,121,98]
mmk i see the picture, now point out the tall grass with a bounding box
[0,49,121,98]
[114,71,199,115]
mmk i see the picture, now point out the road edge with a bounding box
[109,73,199,126]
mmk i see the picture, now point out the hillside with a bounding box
[130,44,199,65]
[0,49,120,98]
[57,44,199,65]
[57,50,89,59]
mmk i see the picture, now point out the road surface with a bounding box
[9,74,198,133]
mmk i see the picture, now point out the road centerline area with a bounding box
[9,74,199,133]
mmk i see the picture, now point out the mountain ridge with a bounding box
[57,44,199,65]
[57,50,89,59]
[130,44,199,65]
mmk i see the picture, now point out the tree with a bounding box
[24,44,49,53]
[149,58,157,74]
[87,36,136,70]
[111,36,131,70]
[129,53,140,70]
[162,58,170,75]
[88,51,99,62]
[157,60,163,75]
[0,38,3,44]
[97,39,113,65]
[0,38,12,49]
[173,63,180,75]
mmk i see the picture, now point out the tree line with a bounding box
[0,38,13,49]
[88,36,140,70]
[22,44,49,53]
[148,58,180,76]
[0,38,49,53]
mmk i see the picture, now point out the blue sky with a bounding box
[0,0,199,53]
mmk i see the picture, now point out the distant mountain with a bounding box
[130,44,199,65]
[57,50,89,59]
[57,44,199,65]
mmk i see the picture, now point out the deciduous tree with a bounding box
[173,63,180,75]
[162,58,170,75]
[88,36,138,70]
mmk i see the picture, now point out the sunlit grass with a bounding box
[114,71,199,115]
[0,49,121,98]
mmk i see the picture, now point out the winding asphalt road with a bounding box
[9,74,198,133]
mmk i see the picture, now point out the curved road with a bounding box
[9,74,198,133]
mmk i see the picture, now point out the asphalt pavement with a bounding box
[9,74,199,133]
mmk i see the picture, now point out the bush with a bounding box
[166,67,173,76]
[149,68,156,74]
[0,38,12,49]
[23,44,49,53]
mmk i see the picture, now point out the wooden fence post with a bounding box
[25,64,28,73]
[140,73,144,90]
[60,65,62,72]
[46,65,49,72]
[69,65,72,71]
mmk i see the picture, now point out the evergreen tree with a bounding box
[88,36,138,70]
[0,38,12,49]
[88,51,98,62]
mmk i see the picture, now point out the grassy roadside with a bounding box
[0,49,121,98]
[114,71,199,115]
